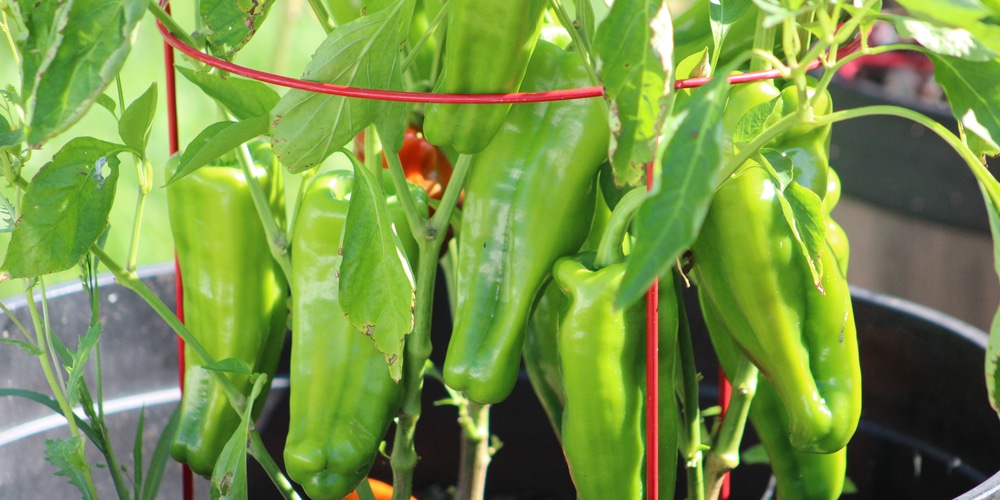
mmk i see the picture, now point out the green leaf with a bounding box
[94,94,117,116]
[65,322,103,408]
[760,148,794,188]
[339,161,415,382]
[271,1,415,172]
[200,0,274,61]
[895,0,995,31]
[209,375,265,500]
[0,337,43,355]
[710,0,753,67]
[0,388,102,447]
[617,72,731,308]
[927,53,1000,156]
[776,181,826,287]
[2,137,122,279]
[133,406,144,500]
[118,82,157,154]
[982,180,1000,419]
[26,0,147,147]
[141,404,180,500]
[176,67,280,121]
[167,116,269,185]
[44,437,95,500]
[732,97,782,146]
[202,357,254,376]
[18,0,73,105]
[891,16,999,61]
[593,0,673,188]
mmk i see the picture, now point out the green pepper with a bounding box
[442,40,609,404]
[421,0,548,154]
[690,164,861,453]
[554,252,645,500]
[167,145,288,477]
[284,169,427,500]
[521,279,565,438]
[702,288,848,500]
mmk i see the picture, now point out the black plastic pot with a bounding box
[828,75,1000,234]
[1,267,999,499]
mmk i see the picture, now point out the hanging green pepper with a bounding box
[554,252,645,500]
[690,164,861,453]
[702,285,848,500]
[443,40,610,404]
[167,144,288,477]
[284,169,427,500]
[421,0,548,154]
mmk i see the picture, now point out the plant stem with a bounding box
[595,187,646,268]
[676,289,705,500]
[400,2,448,72]
[722,111,800,177]
[126,158,153,272]
[248,429,302,500]
[455,403,492,500]
[235,142,292,282]
[749,8,776,73]
[704,357,758,500]
[305,0,335,34]
[390,155,473,500]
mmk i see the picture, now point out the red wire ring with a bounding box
[155,2,864,102]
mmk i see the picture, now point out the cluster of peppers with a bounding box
[164,2,862,499]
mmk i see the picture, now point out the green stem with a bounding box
[235,142,292,283]
[722,111,800,178]
[0,8,21,69]
[385,150,425,241]
[248,429,302,500]
[146,0,202,50]
[400,2,449,71]
[455,403,492,500]
[364,125,382,182]
[390,154,473,500]
[749,8,776,73]
[675,278,705,500]
[595,187,646,268]
[704,357,758,500]
[90,246,248,413]
[126,158,153,272]
[24,285,100,499]
[305,0,336,34]
[549,0,609,119]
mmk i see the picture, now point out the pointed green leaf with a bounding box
[95,94,117,116]
[594,0,673,188]
[26,0,147,147]
[202,357,254,376]
[891,16,999,61]
[44,437,95,500]
[118,82,157,154]
[710,0,753,67]
[928,53,1000,156]
[895,0,994,30]
[200,0,274,61]
[0,388,101,445]
[740,443,771,464]
[133,406,144,500]
[18,0,73,104]
[167,116,269,185]
[2,138,122,279]
[176,67,280,121]
[209,375,265,500]
[776,181,825,287]
[65,322,102,408]
[271,1,414,172]
[0,337,43,355]
[981,180,1000,420]
[617,72,731,308]
[339,161,415,382]
[141,405,181,500]
[732,97,783,146]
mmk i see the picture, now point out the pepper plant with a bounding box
[1,0,999,499]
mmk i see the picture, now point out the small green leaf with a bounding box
[210,375,265,500]
[94,94,117,116]
[167,116,269,185]
[776,181,826,287]
[593,0,673,187]
[44,437,95,500]
[26,0,147,147]
[732,97,782,146]
[895,0,994,32]
[200,0,274,61]
[271,1,415,172]
[2,137,122,279]
[339,160,415,382]
[982,181,1000,419]
[118,82,157,154]
[892,17,999,61]
[617,72,731,308]
[740,443,770,464]
[142,405,181,500]
[176,68,279,121]
[843,476,859,494]
[710,0,753,67]
[133,406,145,500]
[65,322,103,408]
[202,357,254,376]
[0,388,102,445]
[928,53,1000,156]
[760,148,794,188]
[0,337,43,355]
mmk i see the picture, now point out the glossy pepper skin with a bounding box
[690,165,861,453]
[284,169,427,500]
[167,145,288,477]
[443,40,610,404]
[554,253,645,500]
[702,288,848,500]
[421,0,548,154]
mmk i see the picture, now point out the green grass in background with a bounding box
[0,0,330,299]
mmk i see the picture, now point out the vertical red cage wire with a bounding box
[156,4,864,497]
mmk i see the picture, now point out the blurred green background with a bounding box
[0,0,330,298]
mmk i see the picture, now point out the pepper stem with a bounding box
[704,357,759,500]
[595,187,647,269]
